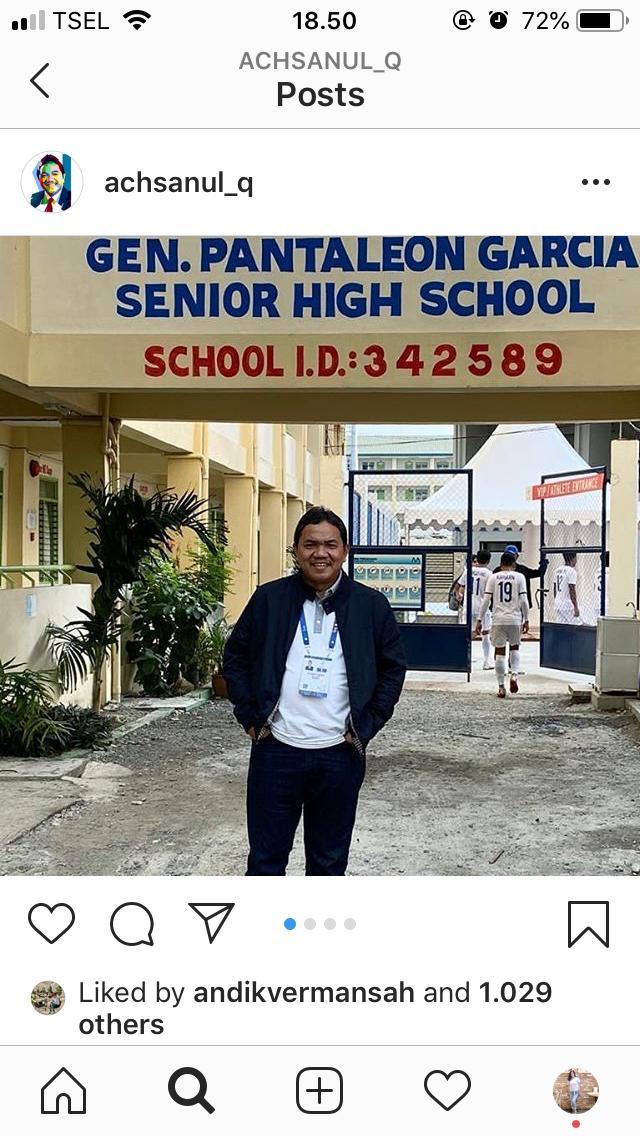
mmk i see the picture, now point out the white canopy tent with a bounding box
[406,423,603,530]
[402,424,609,626]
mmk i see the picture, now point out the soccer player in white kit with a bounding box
[476,551,529,698]
[553,552,581,623]
[457,550,493,669]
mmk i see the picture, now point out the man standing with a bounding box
[477,550,529,698]
[223,505,407,876]
[501,543,548,610]
[456,549,493,669]
[553,552,581,623]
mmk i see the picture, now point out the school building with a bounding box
[2,234,640,696]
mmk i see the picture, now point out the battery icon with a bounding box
[577,9,628,29]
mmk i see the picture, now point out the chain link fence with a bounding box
[349,469,472,625]
[540,469,606,628]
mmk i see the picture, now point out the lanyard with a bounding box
[299,608,338,650]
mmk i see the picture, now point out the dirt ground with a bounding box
[2,688,640,876]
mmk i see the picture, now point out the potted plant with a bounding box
[195,619,231,698]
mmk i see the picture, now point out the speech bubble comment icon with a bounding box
[110,902,154,947]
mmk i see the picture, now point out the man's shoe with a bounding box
[482,661,493,670]
[497,686,506,698]
[510,676,519,694]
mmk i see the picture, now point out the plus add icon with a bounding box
[296,1067,343,1114]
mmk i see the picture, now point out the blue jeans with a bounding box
[246,734,366,876]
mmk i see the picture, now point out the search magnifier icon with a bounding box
[168,1067,215,1114]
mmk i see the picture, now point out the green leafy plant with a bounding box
[126,556,215,695]
[186,540,235,607]
[194,619,231,682]
[0,659,113,757]
[47,473,218,710]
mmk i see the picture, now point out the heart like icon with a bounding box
[28,902,76,944]
[424,1069,471,1111]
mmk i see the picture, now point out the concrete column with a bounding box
[609,439,639,616]
[6,447,29,567]
[61,420,109,580]
[259,489,286,584]
[521,523,541,628]
[166,454,205,567]
[319,453,347,521]
[286,498,304,548]
[224,474,258,621]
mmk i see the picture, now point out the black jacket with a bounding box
[30,188,72,211]
[223,572,407,753]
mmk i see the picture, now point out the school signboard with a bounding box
[15,236,640,418]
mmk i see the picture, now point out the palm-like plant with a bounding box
[0,659,71,755]
[47,473,218,710]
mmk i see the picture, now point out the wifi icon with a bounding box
[123,8,151,29]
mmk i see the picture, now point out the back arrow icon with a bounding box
[30,63,50,98]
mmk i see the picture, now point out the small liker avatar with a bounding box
[30,153,71,212]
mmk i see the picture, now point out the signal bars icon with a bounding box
[11,9,45,29]
[123,9,151,29]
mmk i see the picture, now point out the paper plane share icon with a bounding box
[188,902,235,944]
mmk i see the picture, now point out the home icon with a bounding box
[41,1067,87,1114]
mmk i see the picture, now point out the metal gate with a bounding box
[539,466,607,675]
[348,467,473,674]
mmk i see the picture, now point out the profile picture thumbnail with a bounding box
[553,1067,599,1115]
[31,980,65,1016]
[22,151,82,213]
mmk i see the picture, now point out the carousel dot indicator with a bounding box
[284,917,296,931]
[304,918,316,930]
[344,918,357,930]
[324,918,337,930]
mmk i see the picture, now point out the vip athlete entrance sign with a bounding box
[529,472,606,501]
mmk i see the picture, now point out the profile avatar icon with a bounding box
[30,153,71,212]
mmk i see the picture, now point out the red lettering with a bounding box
[265,345,284,377]
[217,347,240,377]
[242,347,264,377]
[318,345,340,377]
[168,347,189,377]
[192,346,216,376]
[144,345,166,377]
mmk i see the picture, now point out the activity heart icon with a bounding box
[424,1069,471,1111]
[28,902,76,944]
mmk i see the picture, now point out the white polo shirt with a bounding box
[269,572,351,749]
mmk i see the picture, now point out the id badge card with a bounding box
[299,654,331,698]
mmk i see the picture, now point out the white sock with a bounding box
[495,656,506,685]
[510,650,520,676]
[482,635,490,662]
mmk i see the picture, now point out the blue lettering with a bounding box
[86,238,113,273]
[115,284,142,317]
[419,282,448,315]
